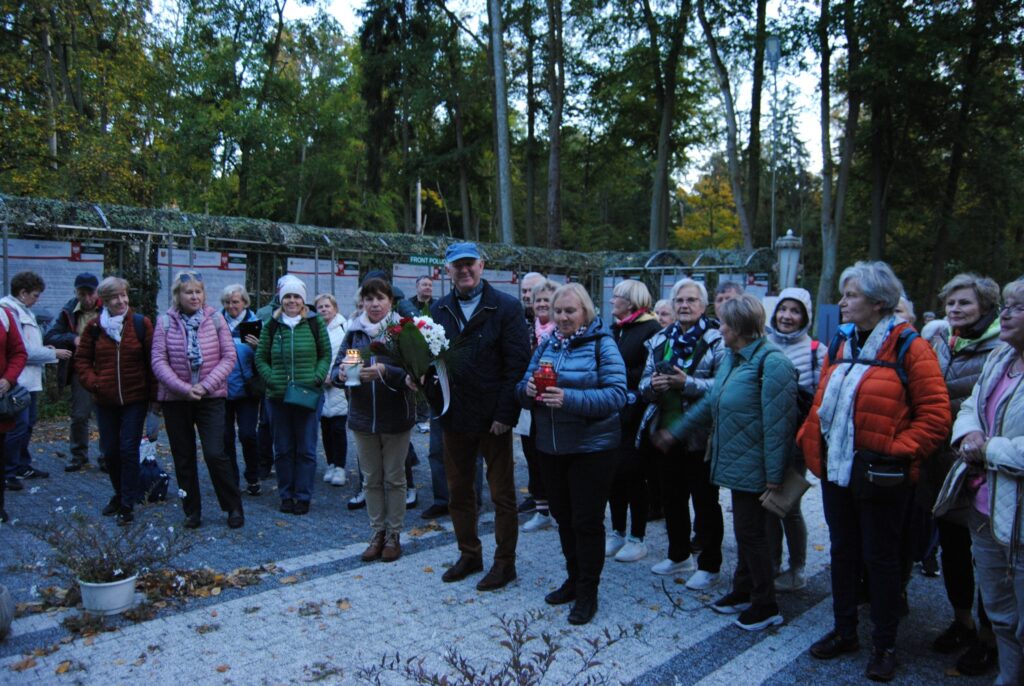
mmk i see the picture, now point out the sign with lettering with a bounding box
[157,249,247,309]
[286,257,360,314]
[3,239,104,319]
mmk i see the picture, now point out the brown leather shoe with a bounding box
[476,564,517,591]
[361,531,386,562]
[381,531,402,562]
[441,555,484,582]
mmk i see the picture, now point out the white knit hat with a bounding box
[278,275,307,303]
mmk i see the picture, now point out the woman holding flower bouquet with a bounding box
[332,277,416,563]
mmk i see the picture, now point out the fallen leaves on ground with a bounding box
[136,565,270,601]
[216,664,230,673]
[10,657,37,672]
[335,598,352,611]
[279,575,299,585]
[407,522,444,537]
[55,660,72,674]
[423,566,434,573]
[194,623,220,634]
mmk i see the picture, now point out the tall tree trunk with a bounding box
[642,0,690,251]
[524,0,538,246]
[698,0,753,250]
[37,23,59,168]
[926,0,986,305]
[745,0,767,236]
[868,99,888,260]
[817,0,862,306]
[445,28,473,238]
[545,0,564,249]
[487,0,516,244]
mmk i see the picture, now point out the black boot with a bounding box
[568,592,598,625]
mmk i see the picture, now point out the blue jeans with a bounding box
[821,478,912,650]
[96,402,146,508]
[225,397,260,485]
[970,509,1024,686]
[271,399,319,503]
[4,391,38,477]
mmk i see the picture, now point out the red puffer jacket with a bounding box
[0,307,28,432]
[74,309,155,406]
[797,321,951,483]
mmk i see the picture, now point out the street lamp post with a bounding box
[765,35,781,248]
[775,229,803,290]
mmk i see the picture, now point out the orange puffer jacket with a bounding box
[797,321,951,483]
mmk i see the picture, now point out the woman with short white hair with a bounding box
[605,279,661,563]
[799,260,950,680]
[314,293,350,487]
[220,284,262,497]
[638,277,726,588]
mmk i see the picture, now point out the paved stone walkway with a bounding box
[0,420,991,684]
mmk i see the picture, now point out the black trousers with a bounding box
[822,478,912,650]
[540,448,617,600]
[731,490,777,609]
[938,516,992,627]
[658,446,723,572]
[163,398,242,517]
[521,433,547,502]
[609,440,648,539]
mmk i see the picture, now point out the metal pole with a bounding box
[1,198,8,291]
[313,247,320,296]
[769,57,779,247]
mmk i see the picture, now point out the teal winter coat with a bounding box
[668,337,798,493]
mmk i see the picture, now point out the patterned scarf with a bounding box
[182,310,205,372]
[665,316,714,371]
[548,325,589,351]
[455,281,484,301]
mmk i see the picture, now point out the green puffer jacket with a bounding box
[668,337,799,493]
[254,313,331,400]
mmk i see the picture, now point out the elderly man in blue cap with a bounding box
[430,242,530,590]
[44,272,101,472]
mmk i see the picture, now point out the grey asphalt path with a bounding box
[0,419,993,685]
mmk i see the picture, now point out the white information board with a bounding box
[286,258,360,313]
[483,268,519,300]
[3,238,104,316]
[157,249,247,309]
[393,263,449,302]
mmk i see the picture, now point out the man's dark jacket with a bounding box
[431,281,530,433]
[44,297,95,388]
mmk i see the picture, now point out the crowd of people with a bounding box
[1,249,1024,683]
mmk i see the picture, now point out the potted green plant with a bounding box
[36,511,188,616]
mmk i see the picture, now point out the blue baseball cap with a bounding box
[74,273,99,290]
[444,242,481,264]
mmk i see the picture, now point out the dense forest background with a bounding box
[1,0,1022,307]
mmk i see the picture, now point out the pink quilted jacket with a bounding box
[151,306,236,401]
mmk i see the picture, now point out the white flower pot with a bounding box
[78,575,138,615]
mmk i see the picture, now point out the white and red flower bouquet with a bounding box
[367,316,459,414]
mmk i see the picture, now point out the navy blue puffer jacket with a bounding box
[515,319,628,455]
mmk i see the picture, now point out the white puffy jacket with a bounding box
[321,314,349,417]
[0,295,56,392]
[952,343,1024,547]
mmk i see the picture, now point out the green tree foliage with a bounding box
[0,0,1020,297]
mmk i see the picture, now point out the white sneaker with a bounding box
[417,422,430,434]
[330,468,347,487]
[605,532,625,557]
[651,557,695,576]
[522,512,552,532]
[322,466,337,483]
[685,570,720,590]
[614,536,648,562]
[774,567,807,592]
[405,488,418,507]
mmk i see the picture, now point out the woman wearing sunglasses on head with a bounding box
[152,270,243,530]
